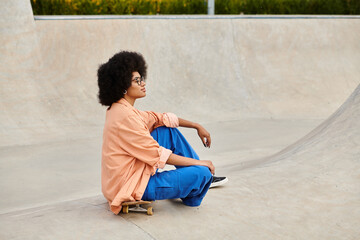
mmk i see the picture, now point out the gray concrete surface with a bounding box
[1,1,360,239]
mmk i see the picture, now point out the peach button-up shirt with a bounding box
[101,98,179,214]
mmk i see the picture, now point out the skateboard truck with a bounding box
[121,201,153,215]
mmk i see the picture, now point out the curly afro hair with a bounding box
[97,51,147,106]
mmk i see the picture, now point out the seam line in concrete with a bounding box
[122,217,157,240]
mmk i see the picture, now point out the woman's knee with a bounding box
[151,126,182,141]
[155,126,182,137]
[192,165,212,182]
[151,126,170,137]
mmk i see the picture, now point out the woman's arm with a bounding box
[178,118,199,129]
[178,118,212,148]
[167,153,215,174]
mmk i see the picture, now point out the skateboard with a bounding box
[121,200,153,215]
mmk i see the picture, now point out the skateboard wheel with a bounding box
[122,205,129,214]
[147,207,153,215]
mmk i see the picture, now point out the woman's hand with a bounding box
[177,118,211,148]
[200,160,215,174]
[196,124,211,148]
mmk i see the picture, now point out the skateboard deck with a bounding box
[121,201,153,215]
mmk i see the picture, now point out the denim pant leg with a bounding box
[150,126,200,161]
[142,127,212,206]
[142,165,212,206]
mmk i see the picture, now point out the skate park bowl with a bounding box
[1,1,360,239]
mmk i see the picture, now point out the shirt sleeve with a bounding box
[116,114,172,174]
[142,111,179,130]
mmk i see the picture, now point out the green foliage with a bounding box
[30,0,360,15]
[216,0,360,14]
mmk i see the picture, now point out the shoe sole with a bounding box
[209,177,228,188]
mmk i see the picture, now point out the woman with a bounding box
[98,51,227,214]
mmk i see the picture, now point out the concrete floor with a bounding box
[0,119,323,239]
[1,1,360,239]
[0,119,321,214]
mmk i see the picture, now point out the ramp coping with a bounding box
[34,15,360,20]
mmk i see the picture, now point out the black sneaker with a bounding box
[210,176,228,188]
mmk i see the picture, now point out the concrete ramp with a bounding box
[220,84,360,239]
[1,11,360,147]
[1,0,360,239]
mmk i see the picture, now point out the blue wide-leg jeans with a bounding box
[142,126,213,207]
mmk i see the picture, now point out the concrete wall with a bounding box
[1,1,359,147]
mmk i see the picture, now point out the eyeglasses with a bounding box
[132,76,146,86]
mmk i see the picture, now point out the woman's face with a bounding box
[126,72,146,99]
